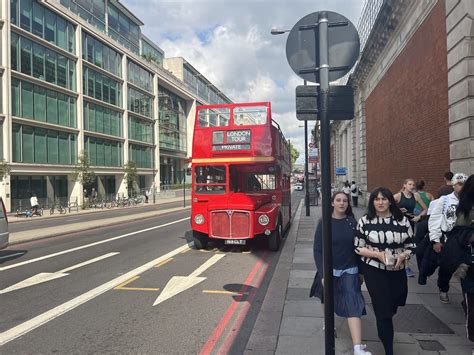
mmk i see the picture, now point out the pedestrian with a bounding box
[429,172,468,303]
[311,192,371,355]
[351,181,359,207]
[30,193,39,216]
[145,188,151,203]
[91,187,98,203]
[355,187,415,355]
[437,171,454,198]
[394,178,427,277]
[413,180,434,216]
[342,181,351,195]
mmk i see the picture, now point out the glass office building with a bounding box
[0,0,231,211]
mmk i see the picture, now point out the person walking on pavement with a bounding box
[342,181,351,195]
[437,171,454,198]
[311,192,372,355]
[429,172,468,304]
[394,178,427,277]
[30,193,40,216]
[413,180,434,216]
[351,181,359,207]
[355,187,415,355]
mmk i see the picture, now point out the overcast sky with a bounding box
[123,0,365,164]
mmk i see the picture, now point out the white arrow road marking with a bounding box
[153,254,225,306]
[0,252,120,294]
[0,243,191,346]
[0,217,190,271]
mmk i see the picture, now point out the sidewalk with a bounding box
[7,195,190,245]
[247,202,473,354]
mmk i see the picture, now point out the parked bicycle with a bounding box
[50,203,68,215]
[16,206,44,217]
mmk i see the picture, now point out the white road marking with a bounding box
[0,217,190,272]
[153,254,225,306]
[0,253,119,294]
[0,243,191,346]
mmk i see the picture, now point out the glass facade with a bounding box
[141,39,163,67]
[12,0,75,53]
[12,78,77,128]
[183,66,229,105]
[11,175,69,210]
[11,33,76,90]
[83,67,122,107]
[127,60,153,92]
[107,3,140,54]
[129,115,153,143]
[129,144,152,168]
[84,102,122,137]
[59,0,106,32]
[12,123,77,164]
[84,136,123,167]
[82,31,122,77]
[128,87,153,118]
[158,86,186,152]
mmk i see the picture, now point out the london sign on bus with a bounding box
[190,102,291,251]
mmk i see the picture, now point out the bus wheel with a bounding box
[268,218,282,252]
[193,231,208,250]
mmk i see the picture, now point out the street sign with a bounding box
[309,147,318,163]
[286,11,360,83]
[296,85,354,120]
[335,167,347,176]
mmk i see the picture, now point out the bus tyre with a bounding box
[268,218,282,252]
[193,231,208,250]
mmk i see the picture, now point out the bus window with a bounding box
[195,165,226,194]
[234,106,267,126]
[246,173,276,191]
[198,108,230,128]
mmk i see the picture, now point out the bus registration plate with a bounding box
[225,239,246,245]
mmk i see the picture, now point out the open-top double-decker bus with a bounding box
[191,102,291,251]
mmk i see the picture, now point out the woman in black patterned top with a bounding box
[354,187,415,355]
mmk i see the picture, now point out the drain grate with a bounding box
[393,304,454,334]
[418,340,446,351]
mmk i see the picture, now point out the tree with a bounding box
[124,160,138,196]
[289,143,299,166]
[0,159,11,181]
[141,53,160,66]
[71,152,96,192]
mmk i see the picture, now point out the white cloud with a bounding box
[124,0,365,163]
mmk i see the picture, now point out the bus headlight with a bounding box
[194,214,205,225]
[258,215,270,226]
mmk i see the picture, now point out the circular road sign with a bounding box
[286,11,360,83]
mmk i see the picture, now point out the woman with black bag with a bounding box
[311,192,371,355]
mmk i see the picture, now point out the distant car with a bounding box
[0,197,9,250]
[294,183,304,191]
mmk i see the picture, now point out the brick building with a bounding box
[331,0,473,202]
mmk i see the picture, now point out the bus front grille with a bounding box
[210,210,250,239]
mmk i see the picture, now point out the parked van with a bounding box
[0,197,9,250]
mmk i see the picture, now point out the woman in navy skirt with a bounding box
[312,192,371,355]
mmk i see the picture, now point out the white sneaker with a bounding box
[354,344,372,355]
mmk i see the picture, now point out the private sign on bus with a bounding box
[191,102,292,251]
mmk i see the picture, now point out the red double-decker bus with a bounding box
[191,102,291,251]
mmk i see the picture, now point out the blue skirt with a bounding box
[310,271,367,318]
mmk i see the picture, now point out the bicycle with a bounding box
[16,206,43,217]
[50,203,67,215]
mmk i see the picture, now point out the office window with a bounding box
[57,55,67,87]
[32,1,44,37]
[85,136,122,167]
[47,130,59,164]
[83,67,121,106]
[68,59,76,90]
[94,40,103,67]
[21,81,34,119]
[128,60,153,93]
[58,93,68,127]
[33,85,46,122]
[67,23,75,53]
[58,132,69,164]
[82,31,121,77]
[32,43,45,80]
[11,0,19,25]
[45,49,56,84]
[20,0,32,31]
[22,125,34,162]
[46,90,58,124]
[57,17,67,50]
[12,79,20,116]
[12,124,21,162]
[11,32,19,71]
[20,37,32,75]
[128,87,153,118]
[34,128,47,163]
[44,8,56,43]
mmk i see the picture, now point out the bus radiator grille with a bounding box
[210,211,250,239]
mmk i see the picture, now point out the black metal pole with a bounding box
[183,168,186,207]
[153,145,156,204]
[318,12,335,355]
[304,119,310,216]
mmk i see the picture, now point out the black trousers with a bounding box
[352,196,358,207]
[437,263,454,293]
[361,263,408,355]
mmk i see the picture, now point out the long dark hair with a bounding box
[331,191,354,217]
[457,175,474,220]
[367,187,404,221]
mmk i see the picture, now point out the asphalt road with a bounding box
[0,192,304,353]
[9,200,187,233]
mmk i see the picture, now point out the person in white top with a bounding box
[342,181,351,195]
[428,172,468,303]
[351,181,359,207]
[30,194,39,215]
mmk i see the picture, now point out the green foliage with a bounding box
[124,160,138,192]
[0,159,11,180]
[71,152,96,190]
[141,53,160,65]
[289,143,299,166]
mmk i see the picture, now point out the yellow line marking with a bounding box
[154,258,173,268]
[202,290,249,296]
[192,157,274,163]
[199,248,219,253]
[180,248,191,254]
[115,276,160,292]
